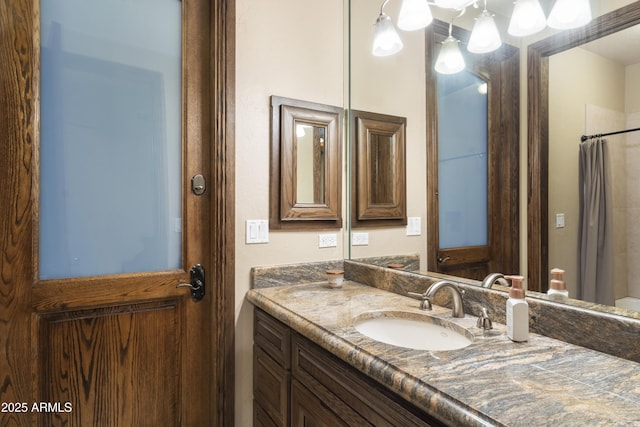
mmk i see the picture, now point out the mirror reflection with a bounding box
[348,0,640,318]
[532,4,640,312]
[295,123,326,204]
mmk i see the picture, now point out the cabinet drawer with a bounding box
[292,333,443,427]
[255,308,291,368]
[254,345,290,426]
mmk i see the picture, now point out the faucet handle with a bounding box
[407,291,433,310]
[407,291,427,299]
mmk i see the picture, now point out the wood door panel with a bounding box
[31,272,186,312]
[37,300,181,427]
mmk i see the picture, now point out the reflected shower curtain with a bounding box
[578,138,614,305]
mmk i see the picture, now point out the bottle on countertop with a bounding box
[505,275,528,342]
[548,268,568,302]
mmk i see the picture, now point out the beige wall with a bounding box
[349,0,427,265]
[235,0,345,424]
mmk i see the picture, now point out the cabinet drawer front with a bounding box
[291,379,367,427]
[292,334,442,427]
[255,308,291,368]
[254,346,290,426]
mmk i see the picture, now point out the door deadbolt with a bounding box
[191,174,206,195]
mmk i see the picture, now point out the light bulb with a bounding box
[508,0,547,37]
[372,13,403,57]
[434,0,475,10]
[468,10,502,54]
[547,0,592,30]
[435,36,465,74]
[398,0,433,31]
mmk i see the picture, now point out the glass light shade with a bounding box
[508,0,547,37]
[434,0,475,10]
[547,0,592,30]
[397,0,433,31]
[372,14,403,57]
[435,36,465,74]
[467,11,502,54]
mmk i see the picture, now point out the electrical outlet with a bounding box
[352,232,369,246]
[318,233,337,248]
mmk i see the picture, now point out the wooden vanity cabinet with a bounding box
[254,308,445,427]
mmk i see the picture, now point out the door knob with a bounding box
[177,264,205,301]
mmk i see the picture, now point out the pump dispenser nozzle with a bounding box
[505,275,525,299]
[548,268,568,301]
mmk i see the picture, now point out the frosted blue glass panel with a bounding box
[39,0,182,279]
[437,71,488,249]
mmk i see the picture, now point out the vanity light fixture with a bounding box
[508,0,547,36]
[372,0,404,56]
[372,0,593,70]
[398,0,433,31]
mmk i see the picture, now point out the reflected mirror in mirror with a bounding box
[295,123,326,204]
[351,109,407,227]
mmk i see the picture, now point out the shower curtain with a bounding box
[578,138,614,305]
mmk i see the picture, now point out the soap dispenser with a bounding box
[548,268,568,302]
[505,275,528,342]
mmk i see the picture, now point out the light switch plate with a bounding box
[352,232,369,246]
[246,219,269,244]
[318,233,337,248]
[555,213,565,229]
[406,217,421,236]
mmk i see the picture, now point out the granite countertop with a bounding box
[246,281,640,427]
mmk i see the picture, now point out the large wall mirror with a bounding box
[348,0,640,320]
[528,2,640,313]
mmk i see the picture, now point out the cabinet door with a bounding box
[291,380,370,427]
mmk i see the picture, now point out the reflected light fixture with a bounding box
[372,1,403,57]
[434,23,465,74]
[372,0,593,72]
[467,2,502,54]
[547,0,592,30]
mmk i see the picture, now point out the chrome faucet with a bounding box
[481,272,510,289]
[408,280,465,318]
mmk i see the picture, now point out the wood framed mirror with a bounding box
[270,96,343,229]
[350,110,407,228]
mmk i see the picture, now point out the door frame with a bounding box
[0,0,235,425]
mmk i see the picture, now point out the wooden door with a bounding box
[426,21,520,280]
[0,0,235,426]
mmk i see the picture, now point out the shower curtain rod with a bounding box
[580,127,640,143]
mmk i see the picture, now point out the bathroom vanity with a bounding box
[247,280,640,426]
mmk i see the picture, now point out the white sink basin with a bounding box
[353,311,473,351]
